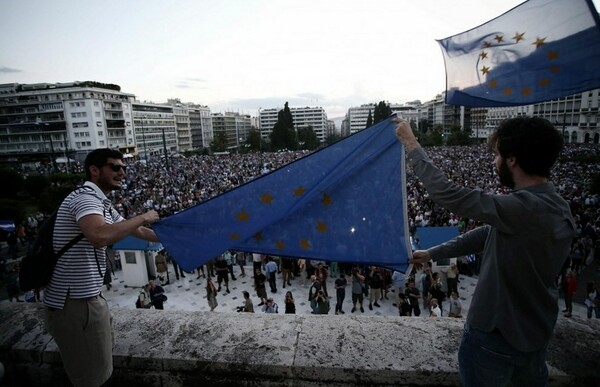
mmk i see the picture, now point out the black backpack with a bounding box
[19,187,91,291]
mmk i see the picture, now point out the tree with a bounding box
[325,133,342,146]
[0,168,23,199]
[270,102,297,151]
[210,132,229,152]
[246,128,262,151]
[297,126,320,150]
[421,124,444,147]
[366,110,373,128]
[446,125,472,146]
[23,174,51,199]
[373,101,392,124]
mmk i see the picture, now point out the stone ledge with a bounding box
[0,303,599,386]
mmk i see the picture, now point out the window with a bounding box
[95,112,101,117]
[98,131,103,136]
[73,122,89,128]
[124,252,137,264]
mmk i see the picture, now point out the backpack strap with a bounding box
[54,185,95,259]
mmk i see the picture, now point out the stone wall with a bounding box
[1,303,599,386]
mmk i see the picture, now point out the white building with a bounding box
[259,106,328,142]
[132,102,177,161]
[0,82,136,163]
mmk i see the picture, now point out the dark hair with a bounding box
[488,117,562,178]
[84,148,123,180]
[243,291,250,298]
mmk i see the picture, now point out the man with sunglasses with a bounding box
[44,148,160,387]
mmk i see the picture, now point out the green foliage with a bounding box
[421,125,444,147]
[325,133,342,146]
[0,199,26,224]
[366,110,373,128]
[297,126,320,150]
[37,185,78,214]
[246,128,263,151]
[0,168,24,199]
[23,174,51,199]
[373,101,392,124]
[210,132,229,152]
[445,125,472,146]
[270,102,298,151]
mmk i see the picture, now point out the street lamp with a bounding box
[161,126,170,171]
[38,123,58,173]
[140,115,148,164]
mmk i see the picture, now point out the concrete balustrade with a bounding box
[0,303,599,386]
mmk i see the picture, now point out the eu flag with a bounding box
[438,0,600,107]
[153,116,411,273]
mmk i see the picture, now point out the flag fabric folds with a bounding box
[153,116,411,273]
[438,0,600,107]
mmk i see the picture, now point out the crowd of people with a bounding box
[6,143,600,317]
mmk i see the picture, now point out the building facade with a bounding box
[211,112,252,150]
[0,82,136,166]
[132,102,177,161]
[259,106,329,142]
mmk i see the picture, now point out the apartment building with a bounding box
[211,112,252,150]
[131,102,177,161]
[188,104,213,150]
[259,106,328,142]
[166,99,192,152]
[0,82,136,164]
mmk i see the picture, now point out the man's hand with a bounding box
[142,210,160,225]
[409,250,431,269]
[391,117,420,152]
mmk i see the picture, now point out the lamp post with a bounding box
[140,115,148,164]
[161,126,170,171]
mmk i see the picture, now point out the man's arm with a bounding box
[78,210,160,248]
[131,225,159,242]
[410,226,489,267]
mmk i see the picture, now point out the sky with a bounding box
[1,0,599,121]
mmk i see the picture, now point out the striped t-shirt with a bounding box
[43,182,124,309]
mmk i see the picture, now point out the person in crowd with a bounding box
[284,291,296,314]
[448,291,462,318]
[155,249,169,285]
[265,256,278,293]
[444,263,459,298]
[242,290,254,312]
[236,251,246,278]
[215,254,230,293]
[262,297,279,313]
[149,280,166,310]
[394,117,575,386]
[584,282,600,319]
[391,270,406,307]
[315,290,330,314]
[350,267,365,313]
[137,283,152,309]
[334,273,347,314]
[224,250,237,281]
[43,148,160,387]
[405,279,421,317]
[429,298,441,317]
[254,268,267,306]
[368,266,383,310]
[206,277,218,311]
[281,257,294,288]
[398,293,412,316]
[562,271,577,318]
[308,275,322,314]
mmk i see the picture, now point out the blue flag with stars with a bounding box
[438,0,600,107]
[153,116,411,272]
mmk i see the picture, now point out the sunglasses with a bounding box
[103,163,127,173]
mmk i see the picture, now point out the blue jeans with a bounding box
[458,323,548,387]
[587,305,600,318]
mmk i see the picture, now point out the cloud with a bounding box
[175,77,208,89]
[0,66,22,73]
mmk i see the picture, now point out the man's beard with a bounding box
[497,158,515,189]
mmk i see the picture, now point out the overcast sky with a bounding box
[1,0,598,120]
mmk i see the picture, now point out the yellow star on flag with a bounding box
[521,87,532,96]
[236,209,250,222]
[503,88,513,96]
[316,221,328,233]
[479,51,488,60]
[275,240,285,250]
[539,78,551,88]
[481,66,490,75]
[547,51,559,60]
[322,193,333,207]
[512,32,525,43]
[299,239,311,250]
[489,79,498,88]
[229,233,240,240]
[254,231,263,241]
[260,192,274,205]
[550,66,560,74]
[533,37,546,48]
[483,41,492,48]
[494,34,504,43]
[293,186,305,197]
